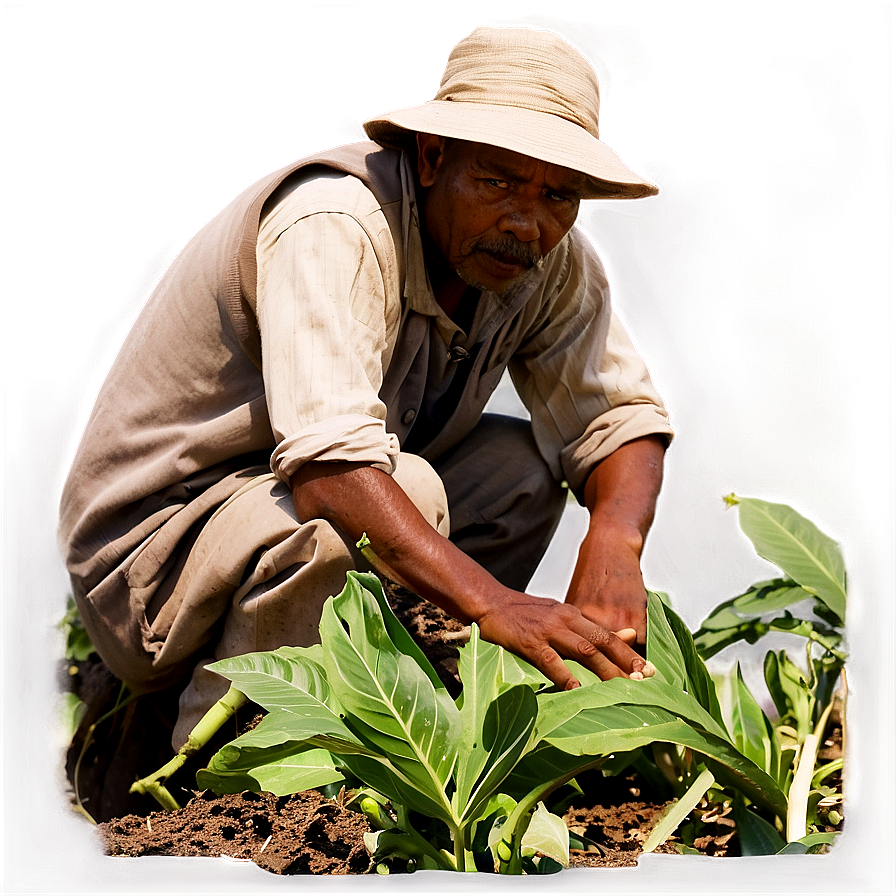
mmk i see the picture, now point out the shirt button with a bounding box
[401,409,417,425]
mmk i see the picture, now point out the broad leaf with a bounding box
[319,573,460,823]
[646,592,688,691]
[206,646,334,716]
[197,742,343,796]
[539,703,786,818]
[359,571,448,692]
[764,650,813,740]
[700,579,817,631]
[537,676,731,744]
[337,751,455,825]
[725,495,846,622]
[653,595,726,727]
[777,831,839,854]
[454,631,539,823]
[455,625,505,809]
[694,623,768,659]
[459,685,537,825]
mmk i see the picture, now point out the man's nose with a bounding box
[498,202,541,244]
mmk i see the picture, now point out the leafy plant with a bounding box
[135,571,786,874]
[129,493,847,869]
[640,495,846,855]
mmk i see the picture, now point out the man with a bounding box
[59,26,673,749]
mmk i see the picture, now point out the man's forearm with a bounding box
[290,461,500,625]
[582,434,666,545]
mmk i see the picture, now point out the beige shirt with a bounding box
[256,153,672,494]
[60,141,672,599]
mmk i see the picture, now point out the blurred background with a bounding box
[3,1,892,892]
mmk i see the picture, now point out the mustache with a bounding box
[471,237,543,270]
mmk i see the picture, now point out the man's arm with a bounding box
[290,461,651,688]
[564,435,667,645]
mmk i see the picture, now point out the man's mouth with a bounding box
[473,238,542,272]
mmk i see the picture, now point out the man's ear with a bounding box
[417,133,447,188]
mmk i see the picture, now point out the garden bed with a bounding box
[64,583,733,875]
[62,494,845,875]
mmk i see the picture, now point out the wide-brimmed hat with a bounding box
[363,26,657,200]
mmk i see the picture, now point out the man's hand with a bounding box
[565,436,667,646]
[566,523,649,644]
[476,592,653,688]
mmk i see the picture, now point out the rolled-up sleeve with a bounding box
[256,178,401,483]
[509,230,674,498]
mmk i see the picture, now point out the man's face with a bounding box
[417,136,585,298]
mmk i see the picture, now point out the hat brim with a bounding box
[364,101,658,200]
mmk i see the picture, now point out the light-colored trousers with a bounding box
[76,415,567,747]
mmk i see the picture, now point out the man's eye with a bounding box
[485,178,508,189]
[547,191,571,203]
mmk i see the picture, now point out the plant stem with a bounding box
[130,686,247,811]
[786,696,835,841]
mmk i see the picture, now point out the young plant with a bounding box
[180,571,787,873]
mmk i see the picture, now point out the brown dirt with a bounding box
[66,579,841,874]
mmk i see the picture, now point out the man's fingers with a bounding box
[529,645,582,690]
[549,624,634,681]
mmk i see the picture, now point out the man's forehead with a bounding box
[459,140,588,193]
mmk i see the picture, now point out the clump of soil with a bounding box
[101,789,370,874]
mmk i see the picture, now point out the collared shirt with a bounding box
[256,152,672,495]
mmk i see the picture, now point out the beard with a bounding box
[455,237,545,302]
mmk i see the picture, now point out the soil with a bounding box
[65,579,843,876]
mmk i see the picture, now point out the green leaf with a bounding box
[207,646,334,716]
[694,623,766,660]
[730,662,779,780]
[733,802,786,855]
[646,591,688,692]
[777,831,838,855]
[538,675,731,746]
[642,765,714,852]
[537,696,786,819]
[358,571,448,692]
[654,596,726,727]
[697,580,798,633]
[197,742,344,796]
[455,625,504,808]
[458,685,537,825]
[319,573,460,824]
[725,496,846,622]
[520,802,569,867]
[454,629,539,823]
[764,650,813,740]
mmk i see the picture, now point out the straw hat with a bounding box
[363,26,657,200]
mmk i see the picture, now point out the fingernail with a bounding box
[565,679,581,690]
[629,671,644,681]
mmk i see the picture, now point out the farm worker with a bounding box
[59,26,673,749]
